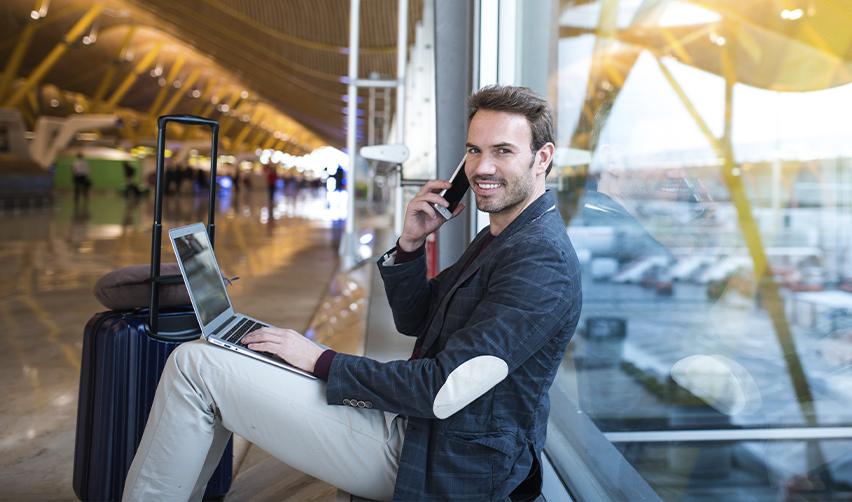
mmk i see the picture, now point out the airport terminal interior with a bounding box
[1,0,851,500]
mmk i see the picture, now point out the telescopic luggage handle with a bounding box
[149,115,219,334]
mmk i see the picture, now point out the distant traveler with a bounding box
[123,162,141,198]
[266,165,277,202]
[72,153,91,205]
[123,85,582,501]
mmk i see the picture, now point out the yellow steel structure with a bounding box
[261,134,277,150]
[232,108,265,150]
[215,90,245,138]
[159,67,201,117]
[0,10,38,101]
[92,25,137,110]
[102,42,163,112]
[3,3,104,109]
[654,43,818,432]
[146,53,185,117]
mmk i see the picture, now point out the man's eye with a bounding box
[466,147,480,154]
[497,148,511,155]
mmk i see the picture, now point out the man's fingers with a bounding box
[416,180,451,196]
[245,341,279,355]
[414,192,450,207]
[241,329,284,345]
[408,200,439,219]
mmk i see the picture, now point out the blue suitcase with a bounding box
[73,116,231,501]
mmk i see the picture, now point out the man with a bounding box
[123,85,581,501]
[72,152,91,205]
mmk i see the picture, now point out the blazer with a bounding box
[326,191,582,500]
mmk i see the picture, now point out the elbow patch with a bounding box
[432,355,509,419]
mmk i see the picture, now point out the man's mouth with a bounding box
[474,179,503,194]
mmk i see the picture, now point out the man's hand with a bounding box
[240,327,324,373]
[398,180,466,251]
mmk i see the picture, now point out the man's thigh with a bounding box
[175,340,403,500]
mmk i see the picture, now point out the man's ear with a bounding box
[536,142,556,175]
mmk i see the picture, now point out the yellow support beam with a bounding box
[4,4,103,108]
[244,125,267,151]
[180,78,216,141]
[217,91,244,137]
[103,42,163,112]
[232,109,264,150]
[0,19,37,101]
[159,67,201,116]
[147,54,186,117]
[261,134,277,150]
[658,47,820,434]
[92,25,137,110]
[26,88,40,115]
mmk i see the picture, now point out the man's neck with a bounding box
[488,187,546,236]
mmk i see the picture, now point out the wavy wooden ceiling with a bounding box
[0,0,422,151]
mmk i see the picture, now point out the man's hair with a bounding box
[468,85,555,175]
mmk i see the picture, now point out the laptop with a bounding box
[169,222,316,379]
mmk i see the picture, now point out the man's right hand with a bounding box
[398,180,466,252]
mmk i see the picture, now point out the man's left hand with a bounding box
[240,327,324,373]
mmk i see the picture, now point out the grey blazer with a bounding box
[326,191,582,500]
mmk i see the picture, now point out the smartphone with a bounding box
[434,155,470,220]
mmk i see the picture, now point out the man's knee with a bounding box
[167,340,211,382]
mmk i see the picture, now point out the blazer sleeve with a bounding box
[327,238,580,419]
[376,246,445,336]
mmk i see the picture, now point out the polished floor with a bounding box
[0,188,366,501]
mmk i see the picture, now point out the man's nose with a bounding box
[470,155,497,177]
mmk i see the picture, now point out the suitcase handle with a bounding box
[150,114,219,334]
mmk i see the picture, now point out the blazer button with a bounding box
[357,401,366,408]
[343,398,351,406]
[365,402,373,409]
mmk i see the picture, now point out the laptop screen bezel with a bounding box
[168,222,235,337]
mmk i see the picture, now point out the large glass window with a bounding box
[489,0,852,499]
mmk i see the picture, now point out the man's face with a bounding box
[465,110,540,215]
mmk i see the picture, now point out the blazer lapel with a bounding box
[418,192,559,356]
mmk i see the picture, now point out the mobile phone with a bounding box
[434,155,469,220]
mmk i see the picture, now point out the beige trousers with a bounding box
[122,340,405,501]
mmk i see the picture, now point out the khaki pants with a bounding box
[123,340,405,501]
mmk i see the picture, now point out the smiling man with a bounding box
[124,85,582,502]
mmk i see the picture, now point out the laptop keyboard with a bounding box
[221,317,268,344]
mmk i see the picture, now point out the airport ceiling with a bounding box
[0,0,422,153]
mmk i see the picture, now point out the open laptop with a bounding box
[169,222,316,379]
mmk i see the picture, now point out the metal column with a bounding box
[434,0,475,267]
[345,0,409,261]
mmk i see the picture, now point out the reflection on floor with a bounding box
[0,189,357,501]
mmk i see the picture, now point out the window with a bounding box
[485,0,852,499]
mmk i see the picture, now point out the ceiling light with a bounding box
[191,89,201,98]
[780,8,803,20]
[73,103,84,113]
[49,99,60,108]
[240,90,249,99]
[709,32,726,46]
[158,77,166,87]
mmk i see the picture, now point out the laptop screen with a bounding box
[173,229,230,326]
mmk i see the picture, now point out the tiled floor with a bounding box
[0,188,357,500]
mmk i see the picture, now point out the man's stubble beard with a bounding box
[475,156,536,215]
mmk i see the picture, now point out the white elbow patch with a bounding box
[432,355,509,419]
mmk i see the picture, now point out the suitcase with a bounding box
[73,115,231,501]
